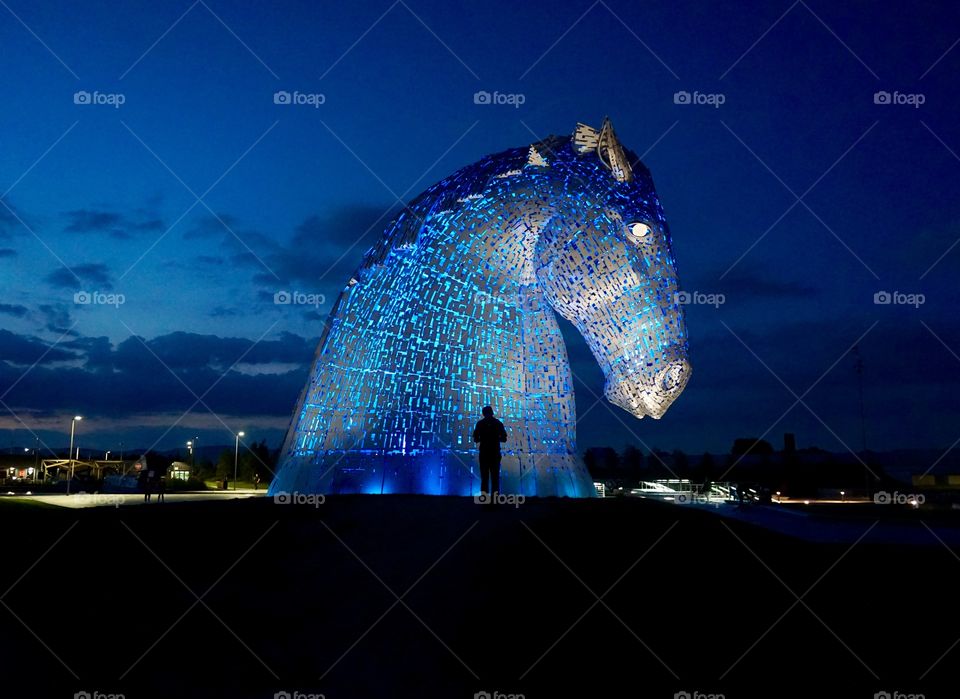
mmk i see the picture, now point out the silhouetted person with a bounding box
[142,469,153,503]
[473,405,507,497]
[156,476,166,503]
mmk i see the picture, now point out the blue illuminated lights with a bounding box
[269,118,692,497]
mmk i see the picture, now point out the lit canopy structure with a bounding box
[270,118,691,497]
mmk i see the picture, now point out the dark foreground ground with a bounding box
[0,495,957,698]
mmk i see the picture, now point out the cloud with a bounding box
[0,329,77,364]
[0,329,318,420]
[63,208,165,239]
[45,262,113,289]
[38,303,77,335]
[254,205,397,287]
[0,303,28,318]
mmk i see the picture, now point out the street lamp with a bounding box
[234,431,245,491]
[66,415,82,495]
[105,450,111,461]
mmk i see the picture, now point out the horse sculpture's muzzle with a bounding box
[604,357,692,420]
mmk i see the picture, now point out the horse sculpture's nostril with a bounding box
[658,360,691,393]
[605,359,692,420]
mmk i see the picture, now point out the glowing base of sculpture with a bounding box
[268,451,596,497]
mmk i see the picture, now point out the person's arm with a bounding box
[473,423,480,443]
[499,421,507,443]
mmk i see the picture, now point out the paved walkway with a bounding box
[5,489,268,508]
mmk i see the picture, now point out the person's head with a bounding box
[482,405,493,418]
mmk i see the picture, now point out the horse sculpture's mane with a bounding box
[358,129,651,275]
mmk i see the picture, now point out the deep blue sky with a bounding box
[1,0,959,460]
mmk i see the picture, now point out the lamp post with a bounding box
[105,450,111,461]
[234,431,244,491]
[66,415,82,495]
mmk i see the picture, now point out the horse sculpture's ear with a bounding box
[572,118,634,183]
[597,117,634,183]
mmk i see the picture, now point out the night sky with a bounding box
[1,0,958,459]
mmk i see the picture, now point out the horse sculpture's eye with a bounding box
[627,222,650,242]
